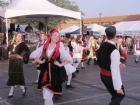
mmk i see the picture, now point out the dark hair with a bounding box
[105,26,116,40]
[65,34,71,38]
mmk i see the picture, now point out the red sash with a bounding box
[123,48,127,63]
[136,43,140,50]
[100,69,111,76]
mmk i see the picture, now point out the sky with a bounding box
[70,0,140,18]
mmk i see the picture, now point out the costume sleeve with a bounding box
[111,49,122,90]
[60,42,73,63]
[30,45,43,59]
[22,44,30,64]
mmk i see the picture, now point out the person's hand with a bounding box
[16,54,23,59]
[120,63,126,70]
[36,59,45,64]
[9,54,17,58]
[116,89,124,95]
[40,59,45,64]
[54,61,62,67]
[32,59,36,64]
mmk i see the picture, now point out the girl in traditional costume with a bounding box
[30,33,48,83]
[7,33,30,98]
[62,38,76,89]
[35,29,70,105]
[134,36,140,63]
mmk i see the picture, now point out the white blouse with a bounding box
[111,49,122,90]
[60,42,71,62]
[30,42,71,63]
[47,44,55,58]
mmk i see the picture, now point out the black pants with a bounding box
[101,74,125,105]
[0,47,2,59]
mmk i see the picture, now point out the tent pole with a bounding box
[5,18,8,46]
[45,17,48,33]
[80,13,83,36]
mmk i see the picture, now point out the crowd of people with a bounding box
[4,25,140,105]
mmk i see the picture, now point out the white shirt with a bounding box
[60,42,72,62]
[111,49,122,90]
[71,41,83,59]
[47,45,55,58]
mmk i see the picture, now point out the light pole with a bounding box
[80,9,83,36]
[99,12,102,25]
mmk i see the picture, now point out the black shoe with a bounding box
[81,67,85,69]
[87,62,90,65]
[22,87,27,96]
[76,70,79,73]
[8,91,14,98]
[94,59,97,65]
[8,94,13,98]
[53,94,62,100]
[72,73,76,78]
[87,58,91,65]
[66,85,75,89]
[135,60,138,63]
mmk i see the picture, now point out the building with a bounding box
[58,14,140,30]
[84,14,140,26]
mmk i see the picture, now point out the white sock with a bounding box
[44,99,53,105]
[9,86,14,96]
[43,88,54,105]
[36,70,40,82]
[67,74,72,85]
[81,62,84,67]
[20,86,25,93]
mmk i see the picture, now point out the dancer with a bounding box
[97,26,125,105]
[134,36,140,63]
[31,32,48,83]
[62,37,76,89]
[72,36,83,72]
[7,32,30,98]
[36,29,70,105]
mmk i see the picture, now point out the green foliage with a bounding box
[0,0,9,7]
[47,0,80,31]
[47,17,61,31]
[48,0,80,12]
[4,0,81,32]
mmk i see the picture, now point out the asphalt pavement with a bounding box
[0,54,140,105]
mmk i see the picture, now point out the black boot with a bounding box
[66,84,75,89]
[87,58,91,65]
[94,59,97,65]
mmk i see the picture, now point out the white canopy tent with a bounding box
[2,0,81,19]
[60,25,79,35]
[114,21,136,32]
[114,21,140,36]
[87,24,106,35]
[127,21,140,31]
[0,0,81,45]
[0,7,5,18]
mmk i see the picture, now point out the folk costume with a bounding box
[134,39,140,63]
[30,39,47,83]
[63,44,76,88]
[7,42,30,97]
[38,30,68,105]
[97,40,125,105]
[71,40,83,70]
[118,45,127,64]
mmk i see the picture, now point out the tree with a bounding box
[0,0,81,32]
[0,0,9,7]
[47,0,80,31]
[48,0,80,12]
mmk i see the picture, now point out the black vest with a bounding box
[97,42,116,71]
